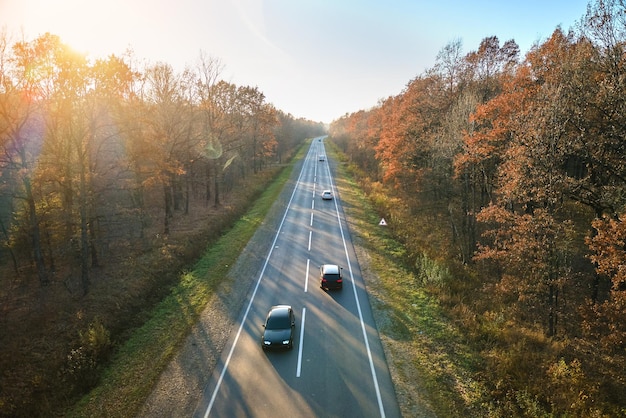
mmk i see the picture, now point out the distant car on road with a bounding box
[318,154,325,161]
[321,190,333,200]
[320,264,343,290]
[261,305,295,350]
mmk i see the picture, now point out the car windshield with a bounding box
[266,311,290,329]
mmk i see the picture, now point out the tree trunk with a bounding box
[213,163,220,207]
[164,182,172,235]
[0,218,19,275]
[89,218,99,268]
[548,284,555,337]
[79,157,90,296]
[184,173,190,215]
[205,163,212,206]
[24,177,48,285]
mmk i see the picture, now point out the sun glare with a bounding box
[25,0,133,60]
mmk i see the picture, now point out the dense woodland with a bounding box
[0,31,323,415]
[330,0,626,416]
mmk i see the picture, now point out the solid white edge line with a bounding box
[296,307,306,377]
[323,146,387,418]
[203,140,318,418]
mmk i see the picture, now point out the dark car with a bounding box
[261,305,295,350]
[320,264,343,290]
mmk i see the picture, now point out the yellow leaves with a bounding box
[588,215,626,288]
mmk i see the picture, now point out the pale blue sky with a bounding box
[1,0,590,123]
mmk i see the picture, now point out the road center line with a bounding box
[296,307,306,378]
[304,259,310,292]
[310,212,314,226]
[307,230,312,251]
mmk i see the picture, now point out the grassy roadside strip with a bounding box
[68,141,309,418]
[327,142,489,417]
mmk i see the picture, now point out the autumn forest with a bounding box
[329,0,626,415]
[0,30,323,415]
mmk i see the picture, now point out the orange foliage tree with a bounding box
[587,215,626,350]
[375,75,445,190]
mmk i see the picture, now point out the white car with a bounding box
[321,190,333,200]
[318,155,325,161]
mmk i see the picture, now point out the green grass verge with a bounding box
[68,142,309,418]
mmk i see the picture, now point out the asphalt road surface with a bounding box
[193,137,401,418]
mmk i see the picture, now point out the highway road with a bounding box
[193,137,401,418]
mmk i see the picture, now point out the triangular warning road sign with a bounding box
[379,218,387,226]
